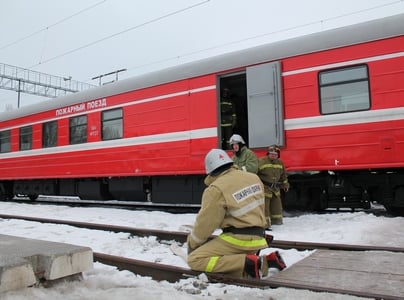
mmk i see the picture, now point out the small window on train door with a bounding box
[42,120,58,148]
[102,108,123,140]
[20,125,32,151]
[69,115,88,144]
[0,130,11,153]
[319,65,370,114]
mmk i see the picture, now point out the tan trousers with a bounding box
[187,234,266,277]
[264,188,283,226]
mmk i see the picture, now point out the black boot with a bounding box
[244,254,267,278]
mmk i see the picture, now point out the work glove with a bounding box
[187,244,195,255]
[281,182,290,192]
[186,234,198,255]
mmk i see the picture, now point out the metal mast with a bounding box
[0,63,96,107]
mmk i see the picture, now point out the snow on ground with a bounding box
[1,201,403,300]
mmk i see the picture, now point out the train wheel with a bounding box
[6,194,14,201]
[384,205,404,217]
[0,185,12,201]
[28,194,39,201]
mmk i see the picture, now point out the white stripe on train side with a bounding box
[282,52,404,76]
[0,85,217,131]
[1,50,403,157]
[0,127,218,160]
[284,107,404,130]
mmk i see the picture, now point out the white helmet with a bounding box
[229,134,245,145]
[204,149,233,174]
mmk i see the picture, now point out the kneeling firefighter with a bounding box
[187,149,286,279]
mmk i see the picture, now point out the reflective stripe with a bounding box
[205,256,219,273]
[271,214,283,219]
[219,233,267,248]
[228,198,265,217]
[232,183,262,203]
[259,163,283,170]
[265,191,280,197]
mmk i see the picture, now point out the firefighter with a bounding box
[220,88,237,149]
[187,149,286,279]
[257,145,289,229]
[229,134,258,174]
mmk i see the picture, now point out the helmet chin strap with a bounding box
[234,144,242,156]
[210,162,233,176]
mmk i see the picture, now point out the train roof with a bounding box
[1,13,403,122]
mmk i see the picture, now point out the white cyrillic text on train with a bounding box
[55,98,107,116]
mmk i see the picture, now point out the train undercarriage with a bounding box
[1,169,403,215]
[284,169,404,215]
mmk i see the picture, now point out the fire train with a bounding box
[0,14,403,213]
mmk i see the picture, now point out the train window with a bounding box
[102,108,123,140]
[319,65,370,114]
[20,125,32,151]
[42,120,58,148]
[69,115,87,144]
[0,130,11,153]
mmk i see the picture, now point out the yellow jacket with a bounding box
[188,166,266,251]
[257,156,289,191]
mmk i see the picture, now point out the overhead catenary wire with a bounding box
[0,0,210,100]
[27,0,211,70]
[2,0,402,75]
[123,0,404,75]
[25,0,403,82]
[0,0,109,104]
[0,0,402,99]
[0,0,108,51]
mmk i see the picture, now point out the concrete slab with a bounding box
[0,234,93,292]
[0,256,36,293]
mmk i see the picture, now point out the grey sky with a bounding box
[1,0,403,111]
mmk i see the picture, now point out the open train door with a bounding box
[246,61,284,148]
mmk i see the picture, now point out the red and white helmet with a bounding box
[205,149,233,174]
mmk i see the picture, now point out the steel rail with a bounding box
[8,198,201,213]
[1,213,404,253]
[1,213,402,299]
[93,252,402,300]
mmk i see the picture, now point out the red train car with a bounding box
[1,14,403,212]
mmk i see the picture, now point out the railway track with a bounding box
[1,213,403,299]
[1,213,402,253]
[94,252,404,300]
[9,197,201,213]
[8,196,390,216]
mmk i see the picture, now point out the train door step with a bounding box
[269,249,404,299]
[0,234,93,293]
